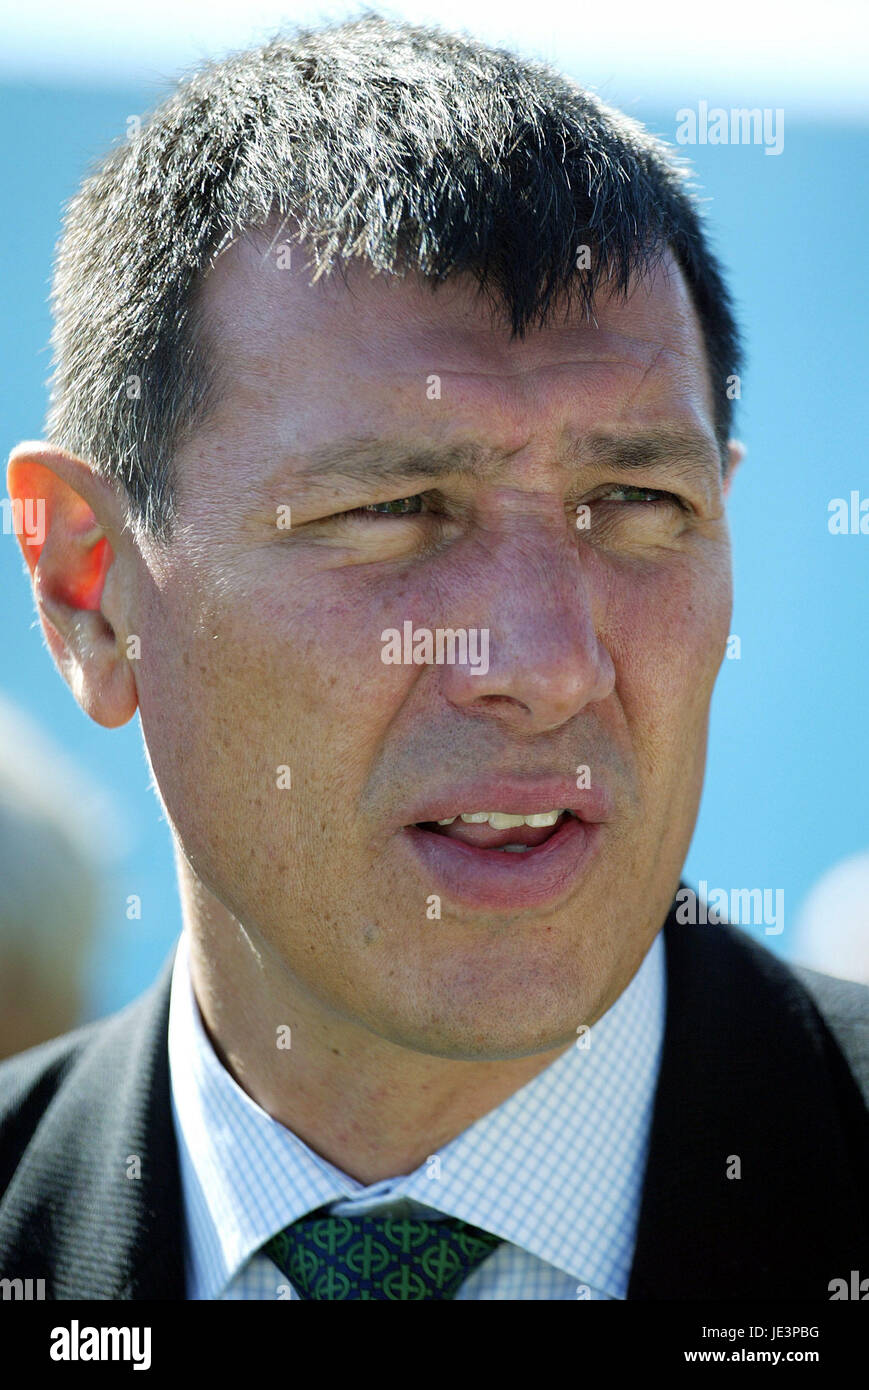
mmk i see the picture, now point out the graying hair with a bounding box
[44,10,743,544]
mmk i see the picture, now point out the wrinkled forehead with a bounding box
[196,226,711,395]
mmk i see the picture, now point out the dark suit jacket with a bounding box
[1,899,867,1300]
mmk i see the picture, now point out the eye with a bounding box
[342,495,425,520]
[598,485,688,510]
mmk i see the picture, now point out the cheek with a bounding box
[601,549,732,759]
[136,567,422,849]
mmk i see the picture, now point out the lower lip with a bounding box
[400,815,602,912]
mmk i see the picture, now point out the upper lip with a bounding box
[401,776,613,828]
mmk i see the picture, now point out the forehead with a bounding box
[195,228,715,448]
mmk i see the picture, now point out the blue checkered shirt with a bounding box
[168,928,666,1299]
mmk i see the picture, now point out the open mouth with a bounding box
[398,782,609,910]
[413,809,577,855]
[401,804,601,910]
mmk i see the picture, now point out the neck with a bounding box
[180,868,573,1186]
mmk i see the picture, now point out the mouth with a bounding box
[400,806,603,912]
[413,808,577,853]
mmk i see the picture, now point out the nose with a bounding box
[437,523,615,734]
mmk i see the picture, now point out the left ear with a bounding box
[6,440,140,728]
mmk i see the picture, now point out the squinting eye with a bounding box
[345,495,424,519]
[602,485,685,508]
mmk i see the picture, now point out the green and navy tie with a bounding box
[265,1206,502,1300]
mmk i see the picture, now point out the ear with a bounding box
[6,441,139,728]
[723,438,745,499]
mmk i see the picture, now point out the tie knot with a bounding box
[265,1206,502,1300]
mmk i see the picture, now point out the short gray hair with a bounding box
[44,11,743,544]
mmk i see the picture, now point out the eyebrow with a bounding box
[293,427,723,490]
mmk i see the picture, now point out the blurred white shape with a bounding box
[0,692,128,970]
[0,692,129,866]
[792,851,869,985]
[0,692,129,1052]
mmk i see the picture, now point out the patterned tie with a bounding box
[265,1205,502,1300]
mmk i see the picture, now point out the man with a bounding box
[1,14,866,1301]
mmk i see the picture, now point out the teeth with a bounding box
[501,844,530,853]
[434,809,565,828]
[481,812,527,829]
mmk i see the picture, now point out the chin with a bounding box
[370,973,598,1062]
[386,1019,576,1063]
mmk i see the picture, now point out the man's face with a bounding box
[132,236,734,1059]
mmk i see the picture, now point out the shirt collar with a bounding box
[169,929,666,1299]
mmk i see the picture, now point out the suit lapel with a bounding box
[0,948,185,1299]
[628,900,869,1299]
[4,904,865,1300]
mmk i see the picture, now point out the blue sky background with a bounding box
[1,3,867,1016]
